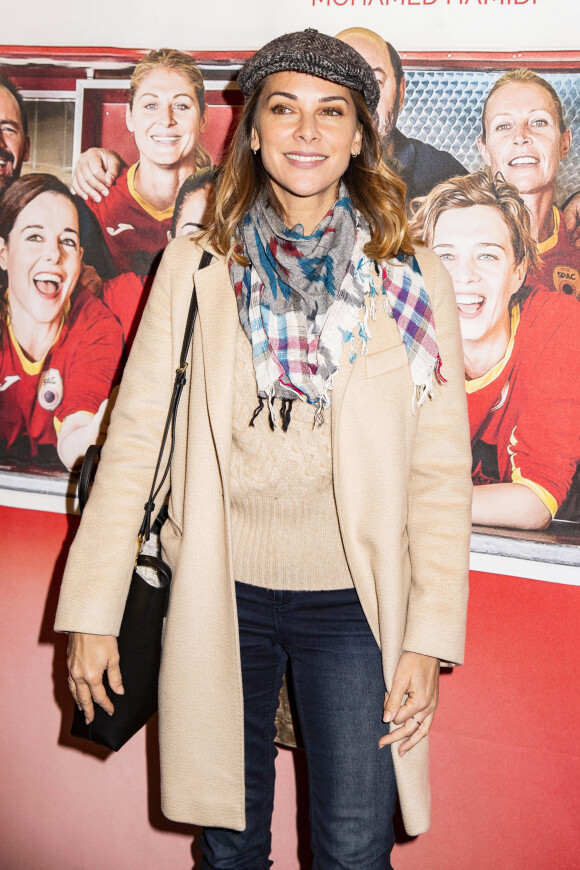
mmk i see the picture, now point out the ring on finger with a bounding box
[411,715,421,727]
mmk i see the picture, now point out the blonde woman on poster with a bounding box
[73,49,211,281]
[0,174,122,471]
[478,69,579,298]
[58,29,471,868]
[411,171,580,529]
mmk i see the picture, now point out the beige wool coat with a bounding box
[55,235,472,836]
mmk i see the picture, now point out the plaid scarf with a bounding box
[229,189,443,426]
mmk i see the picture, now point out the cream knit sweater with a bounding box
[230,323,353,591]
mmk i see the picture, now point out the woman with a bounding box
[411,170,580,529]
[57,30,472,867]
[478,68,578,297]
[78,48,210,280]
[0,174,123,471]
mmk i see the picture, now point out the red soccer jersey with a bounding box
[531,207,580,299]
[88,164,172,279]
[0,289,123,467]
[467,285,580,517]
[102,271,149,356]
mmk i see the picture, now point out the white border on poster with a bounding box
[2,0,578,53]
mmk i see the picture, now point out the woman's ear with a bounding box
[477,135,492,168]
[0,237,8,272]
[250,127,260,152]
[125,103,134,135]
[559,128,571,161]
[351,126,363,157]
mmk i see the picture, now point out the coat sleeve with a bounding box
[54,241,197,636]
[402,248,472,666]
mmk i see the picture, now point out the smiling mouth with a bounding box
[456,293,485,316]
[152,136,180,144]
[34,273,63,297]
[508,156,539,166]
[285,153,326,164]
[0,155,14,174]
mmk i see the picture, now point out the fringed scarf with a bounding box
[229,187,443,427]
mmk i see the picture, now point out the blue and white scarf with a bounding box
[229,188,443,426]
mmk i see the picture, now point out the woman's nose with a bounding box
[294,112,320,142]
[512,121,531,144]
[163,104,176,126]
[43,240,61,263]
[453,259,479,286]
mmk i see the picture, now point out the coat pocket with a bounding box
[365,343,409,378]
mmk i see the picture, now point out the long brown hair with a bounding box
[128,48,211,170]
[0,174,81,345]
[207,78,413,263]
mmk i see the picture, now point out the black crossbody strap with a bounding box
[77,250,213,531]
[137,248,213,543]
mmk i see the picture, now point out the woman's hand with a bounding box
[378,652,440,757]
[72,148,123,203]
[67,632,124,724]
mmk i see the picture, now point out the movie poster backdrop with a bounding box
[0,44,578,532]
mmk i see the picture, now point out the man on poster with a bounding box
[0,74,29,195]
[336,27,467,201]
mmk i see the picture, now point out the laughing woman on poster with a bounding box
[57,30,472,868]
[0,174,122,471]
[411,171,580,529]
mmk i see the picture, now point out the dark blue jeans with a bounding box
[200,582,396,870]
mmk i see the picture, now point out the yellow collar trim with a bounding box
[7,295,67,376]
[465,305,521,393]
[127,163,174,222]
[537,205,559,255]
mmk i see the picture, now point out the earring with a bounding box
[252,147,259,155]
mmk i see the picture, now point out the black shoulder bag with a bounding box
[70,249,213,751]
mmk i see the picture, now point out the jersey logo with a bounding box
[553,265,580,299]
[107,223,135,237]
[0,375,20,391]
[490,381,510,412]
[37,368,63,411]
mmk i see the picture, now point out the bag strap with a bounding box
[137,247,213,544]
[79,248,214,535]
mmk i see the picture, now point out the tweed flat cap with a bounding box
[237,28,380,114]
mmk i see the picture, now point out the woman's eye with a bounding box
[173,103,191,112]
[144,102,157,110]
[61,237,78,249]
[271,104,291,115]
[495,123,511,132]
[26,233,43,243]
[531,118,548,127]
[438,253,453,262]
[478,253,497,262]
[321,107,343,117]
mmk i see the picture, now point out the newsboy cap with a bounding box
[237,28,380,114]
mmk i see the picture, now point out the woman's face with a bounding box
[250,71,362,225]
[478,82,570,197]
[127,68,206,170]
[0,191,82,327]
[432,204,526,346]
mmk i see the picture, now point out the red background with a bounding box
[2,503,579,869]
